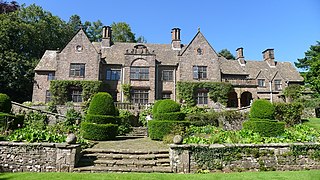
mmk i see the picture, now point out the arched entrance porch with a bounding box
[240,91,252,107]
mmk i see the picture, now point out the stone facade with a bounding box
[170,143,320,173]
[0,142,81,172]
[32,26,303,107]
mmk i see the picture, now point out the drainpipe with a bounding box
[269,81,273,103]
[121,67,125,102]
[173,67,176,101]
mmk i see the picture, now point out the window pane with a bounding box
[130,67,149,80]
[70,63,85,77]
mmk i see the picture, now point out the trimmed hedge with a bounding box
[148,120,190,140]
[152,100,163,115]
[185,113,219,126]
[250,99,274,119]
[156,99,181,114]
[0,93,12,113]
[81,122,118,140]
[243,120,285,137]
[87,92,116,116]
[153,112,186,121]
[85,114,119,124]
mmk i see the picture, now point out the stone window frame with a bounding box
[69,63,85,78]
[196,89,208,105]
[162,70,173,81]
[258,79,266,87]
[162,91,172,99]
[69,86,83,103]
[131,89,149,104]
[130,67,149,80]
[274,79,282,91]
[45,90,51,103]
[106,68,121,81]
[47,72,55,81]
[193,66,207,79]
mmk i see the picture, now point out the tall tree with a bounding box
[68,14,82,33]
[111,22,137,43]
[84,20,103,42]
[295,41,320,95]
[0,4,73,102]
[0,0,19,14]
[218,49,235,60]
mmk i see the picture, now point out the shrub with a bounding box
[250,99,274,119]
[9,114,24,130]
[139,106,153,126]
[81,122,118,140]
[274,102,303,126]
[0,113,14,132]
[156,99,181,114]
[85,114,119,124]
[185,112,219,127]
[243,119,285,137]
[152,100,163,115]
[153,112,186,121]
[87,92,116,116]
[118,110,134,135]
[0,93,12,113]
[148,120,190,140]
[65,108,82,126]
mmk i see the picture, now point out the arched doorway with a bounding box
[227,91,238,108]
[240,91,252,107]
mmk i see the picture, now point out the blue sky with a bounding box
[19,0,319,67]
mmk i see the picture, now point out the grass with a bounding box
[1,170,320,180]
[303,118,320,130]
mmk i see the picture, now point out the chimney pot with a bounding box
[262,49,275,67]
[171,27,181,50]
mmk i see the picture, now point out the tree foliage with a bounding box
[0,4,73,102]
[295,41,320,95]
[111,22,146,43]
[218,49,235,60]
[0,0,19,14]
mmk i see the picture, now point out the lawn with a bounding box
[1,170,320,180]
[303,118,320,130]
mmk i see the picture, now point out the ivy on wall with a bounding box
[50,80,108,104]
[176,82,233,106]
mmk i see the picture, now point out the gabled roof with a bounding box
[35,50,57,71]
[93,42,185,65]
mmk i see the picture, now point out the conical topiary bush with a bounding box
[81,92,119,140]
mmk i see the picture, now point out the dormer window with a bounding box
[274,79,282,91]
[258,79,265,87]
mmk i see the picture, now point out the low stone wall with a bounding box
[0,141,81,172]
[170,143,320,173]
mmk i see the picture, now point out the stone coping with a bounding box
[170,142,320,149]
[0,141,81,148]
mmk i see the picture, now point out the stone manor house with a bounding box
[32,26,303,108]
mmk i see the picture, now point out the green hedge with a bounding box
[85,114,119,124]
[88,92,116,116]
[274,102,303,126]
[243,120,285,137]
[152,100,163,115]
[185,113,219,127]
[250,99,275,119]
[148,120,190,140]
[153,112,185,121]
[81,122,118,140]
[156,99,181,114]
[0,93,12,113]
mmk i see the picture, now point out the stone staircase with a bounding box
[74,148,172,173]
[126,127,148,137]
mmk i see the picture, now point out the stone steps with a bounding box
[75,148,172,173]
[126,127,148,137]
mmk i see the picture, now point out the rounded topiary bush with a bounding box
[152,100,164,115]
[156,99,181,114]
[0,93,12,113]
[148,120,190,140]
[250,99,275,119]
[153,112,186,121]
[87,92,116,116]
[85,114,119,124]
[243,120,285,137]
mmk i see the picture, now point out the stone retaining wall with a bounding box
[170,143,320,173]
[0,142,81,172]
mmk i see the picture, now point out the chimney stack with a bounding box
[171,28,181,50]
[102,26,112,48]
[262,49,275,67]
[236,47,245,66]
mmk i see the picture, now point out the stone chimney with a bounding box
[262,49,275,67]
[101,26,112,48]
[236,47,245,66]
[171,28,181,50]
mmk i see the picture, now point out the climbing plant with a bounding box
[121,84,132,102]
[50,80,108,104]
[176,82,233,106]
